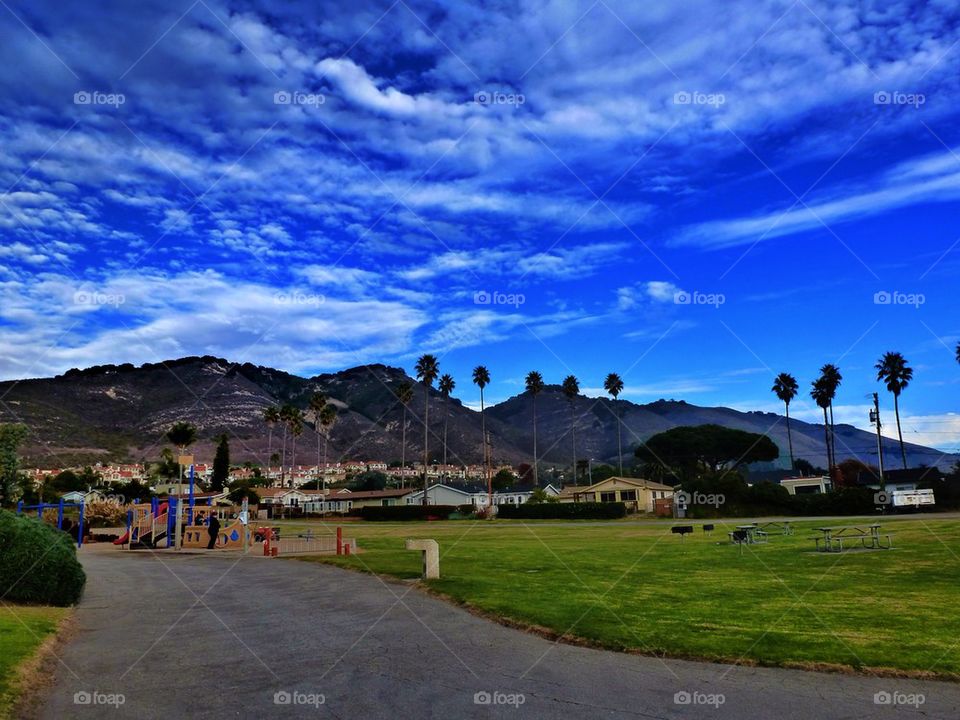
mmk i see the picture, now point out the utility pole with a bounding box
[871,393,885,489]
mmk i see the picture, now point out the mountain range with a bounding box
[0,356,954,472]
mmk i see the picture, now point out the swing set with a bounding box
[15,499,86,547]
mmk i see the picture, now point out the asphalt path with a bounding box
[37,550,960,719]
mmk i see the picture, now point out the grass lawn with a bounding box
[0,604,69,717]
[283,515,960,677]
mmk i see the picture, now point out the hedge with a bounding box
[0,509,86,606]
[496,502,627,520]
[351,505,460,521]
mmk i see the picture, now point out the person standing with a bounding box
[206,513,220,549]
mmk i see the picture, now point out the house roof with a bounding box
[339,488,413,500]
[563,477,675,494]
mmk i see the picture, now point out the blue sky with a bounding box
[1,0,959,450]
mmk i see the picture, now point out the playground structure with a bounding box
[117,494,224,550]
[15,499,86,547]
[182,516,249,549]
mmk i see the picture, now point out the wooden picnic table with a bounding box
[814,524,892,552]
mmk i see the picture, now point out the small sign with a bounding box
[178,455,194,466]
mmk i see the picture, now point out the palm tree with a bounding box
[820,364,842,467]
[438,373,456,473]
[320,404,336,498]
[810,378,833,471]
[525,371,545,486]
[415,354,440,505]
[395,382,414,488]
[262,406,281,478]
[166,421,198,492]
[309,392,327,485]
[771,373,798,471]
[278,404,297,487]
[561,375,580,484]
[472,365,491,506]
[288,408,304,487]
[876,351,913,470]
[603,372,625,476]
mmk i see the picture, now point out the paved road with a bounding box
[39,550,960,719]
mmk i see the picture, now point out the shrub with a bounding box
[496,502,627,520]
[351,505,459,521]
[83,500,127,528]
[0,509,86,606]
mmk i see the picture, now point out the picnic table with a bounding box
[814,524,893,552]
[729,523,768,545]
[757,520,793,536]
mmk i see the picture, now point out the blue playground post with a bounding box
[188,464,196,525]
[57,498,64,530]
[126,509,133,547]
[16,500,22,514]
[77,502,84,548]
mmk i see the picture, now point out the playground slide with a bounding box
[114,502,169,546]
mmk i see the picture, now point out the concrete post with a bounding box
[405,539,439,579]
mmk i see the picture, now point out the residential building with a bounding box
[557,477,675,513]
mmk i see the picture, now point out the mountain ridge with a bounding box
[0,356,953,472]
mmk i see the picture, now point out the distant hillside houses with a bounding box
[22,460,516,491]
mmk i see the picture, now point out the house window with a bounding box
[620,490,637,501]
[600,492,617,503]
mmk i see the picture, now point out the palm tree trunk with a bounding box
[423,386,429,506]
[822,408,831,472]
[895,393,907,469]
[316,424,321,487]
[280,426,288,488]
[616,403,623,476]
[830,400,837,464]
[321,432,329,512]
[570,404,577,485]
[443,395,449,470]
[785,403,795,471]
[291,434,297,488]
[481,389,490,509]
[401,408,407,489]
[267,426,273,475]
[532,395,538,487]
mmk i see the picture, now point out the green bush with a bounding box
[496,502,627,520]
[0,510,86,606]
[351,505,459,521]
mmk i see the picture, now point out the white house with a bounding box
[780,476,832,495]
[493,484,560,505]
[405,483,489,507]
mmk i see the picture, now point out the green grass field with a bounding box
[284,515,960,677]
[0,604,68,717]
